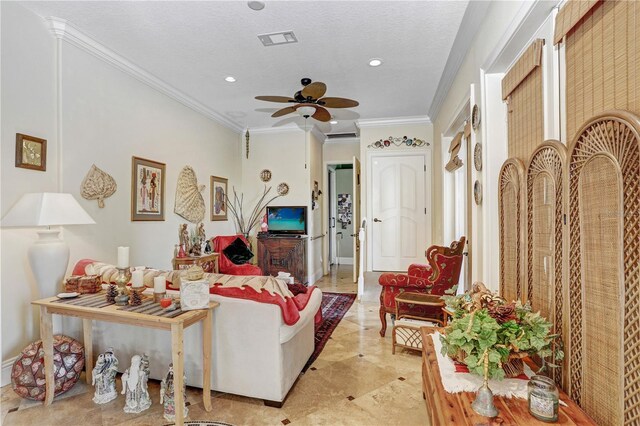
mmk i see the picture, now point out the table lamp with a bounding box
[1,192,95,297]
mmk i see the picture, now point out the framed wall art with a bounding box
[15,133,47,171]
[210,176,228,221]
[131,156,165,221]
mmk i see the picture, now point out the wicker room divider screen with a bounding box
[498,158,526,303]
[525,140,566,388]
[565,111,640,425]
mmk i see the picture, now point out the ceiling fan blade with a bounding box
[255,96,295,103]
[312,106,331,122]
[271,106,297,118]
[318,97,359,108]
[301,82,327,100]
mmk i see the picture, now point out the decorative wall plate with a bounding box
[474,143,483,171]
[277,182,289,196]
[474,180,482,205]
[472,104,480,131]
[260,169,272,182]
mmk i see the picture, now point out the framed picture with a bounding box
[210,176,228,221]
[15,133,47,171]
[131,156,165,221]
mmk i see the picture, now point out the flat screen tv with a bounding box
[267,206,307,235]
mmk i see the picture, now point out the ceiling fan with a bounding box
[255,77,359,122]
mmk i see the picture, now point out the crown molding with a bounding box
[356,116,431,129]
[249,123,305,134]
[44,17,243,134]
[427,1,491,122]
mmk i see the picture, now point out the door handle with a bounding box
[373,218,383,223]
[331,217,335,228]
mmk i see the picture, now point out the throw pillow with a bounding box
[223,238,254,265]
[287,283,308,296]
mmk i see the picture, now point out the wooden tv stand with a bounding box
[257,233,308,284]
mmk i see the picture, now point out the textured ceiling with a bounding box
[22,1,469,134]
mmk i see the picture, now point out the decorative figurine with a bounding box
[92,347,118,404]
[179,224,190,255]
[121,354,152,414]
[160,363,188,421]
[178,244,187,258]
[197,222,206,246]
[203,239,212,254]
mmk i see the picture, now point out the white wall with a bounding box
[323,139,359,163]
[1,3,241,380]
[358,121,433,271]
[1,2,58,379]
[308,130,324,283]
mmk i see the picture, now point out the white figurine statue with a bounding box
[121,354,152,413]
[160,363,188,421]
[91,347,118,404]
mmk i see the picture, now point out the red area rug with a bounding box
[303,292,357,372]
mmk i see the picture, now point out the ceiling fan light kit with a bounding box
[255,77,359,123]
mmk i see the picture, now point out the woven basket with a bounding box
[452,350,527,378]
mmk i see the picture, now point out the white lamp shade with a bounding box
[2,192,95,227]
[297,106,316,117]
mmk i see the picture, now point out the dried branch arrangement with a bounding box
[225,185,281,236]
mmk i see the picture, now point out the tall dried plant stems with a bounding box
[225,186,280,236]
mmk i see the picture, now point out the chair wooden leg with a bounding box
[379,289,387,337]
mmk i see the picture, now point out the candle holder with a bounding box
[114,267,131,306]
[154,292,167,303]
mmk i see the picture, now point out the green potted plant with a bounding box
[440,283,563,380]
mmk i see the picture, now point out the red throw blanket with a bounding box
[72,259,319,326]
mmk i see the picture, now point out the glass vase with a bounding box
[527,375,559,422]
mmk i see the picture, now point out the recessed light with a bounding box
[225,76,236,83]
[368,58,383,67]
[330,120,338,124]
[248,1,265,11]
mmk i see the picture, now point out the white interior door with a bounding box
[352,157,361,282]
[372,154,426,271]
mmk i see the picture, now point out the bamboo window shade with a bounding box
[502,39,545,161]
[562,0,640,139]
[553,0,601,45]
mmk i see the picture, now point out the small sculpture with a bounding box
[121,354,152,414]
[92,348,118,404]
[81,164,117,208]
[160,363,188,421]
[204,240,212,254]
[179,224,190,255]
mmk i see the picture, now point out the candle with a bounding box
[117,246,129,269]
[131,270,144,288]
[154,276,166,293]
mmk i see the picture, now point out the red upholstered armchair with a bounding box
[378,237,465,336]
[212,235,263,276]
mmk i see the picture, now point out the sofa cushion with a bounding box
[222,237,254,265]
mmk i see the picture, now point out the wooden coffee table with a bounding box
[32,294,218,426]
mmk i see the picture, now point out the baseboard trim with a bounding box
[2,356,17,387]
[337,257,354,265]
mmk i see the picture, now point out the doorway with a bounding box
[327,163,355,272]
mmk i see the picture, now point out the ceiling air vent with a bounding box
[326,132,358,140]
[258,31,298,47]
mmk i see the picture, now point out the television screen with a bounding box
[267,206,307,234]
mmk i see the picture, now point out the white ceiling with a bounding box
[22,1,470,134]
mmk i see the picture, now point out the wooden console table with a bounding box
[173,252,219,273]
[420,327,595,425]
[32,295,218,426]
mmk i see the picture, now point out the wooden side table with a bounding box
[173,252,219,273]
[394,292,446,325]
[32,295,218,426]
[420,326,595,425]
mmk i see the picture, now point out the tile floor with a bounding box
[1,266,429,425]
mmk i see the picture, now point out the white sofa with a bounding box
[86,287,322,406]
